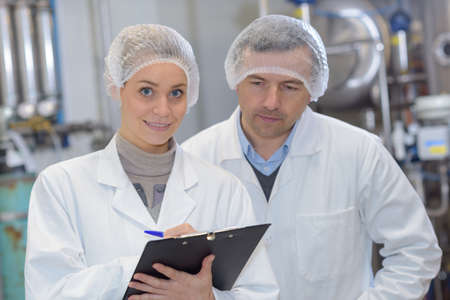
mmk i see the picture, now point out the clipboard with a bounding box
[123,223,270,299]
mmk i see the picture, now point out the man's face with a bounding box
[237,72,310,142]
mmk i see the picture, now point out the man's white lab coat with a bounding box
[182,106,442,299]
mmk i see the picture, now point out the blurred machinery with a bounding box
[0,0,59,298]
[0,0,112,297]
[286,0,450,298]
[0,0,58,298]
[1,0,60,120]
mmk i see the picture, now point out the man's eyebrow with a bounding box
[247,75,265,80]
[283,79,304,85]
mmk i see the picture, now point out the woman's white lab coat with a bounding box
[182,106,442,300]
[24,136,279,300]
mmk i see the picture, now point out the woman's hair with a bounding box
[104,24,200,108]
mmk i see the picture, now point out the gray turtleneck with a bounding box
[116,134,176,223]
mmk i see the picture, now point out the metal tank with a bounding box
[0,1,19,109]
[423,0,450,95]
[14,0,40,119]
[311,0,390,110]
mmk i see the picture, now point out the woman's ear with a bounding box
[119,87,124,101]
[108,85,122,101]
[118,83,127,102]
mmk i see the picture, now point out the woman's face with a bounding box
[119,63,188,153]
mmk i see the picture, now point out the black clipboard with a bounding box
[123,223,270,299]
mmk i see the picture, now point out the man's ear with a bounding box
[235,82,241,94]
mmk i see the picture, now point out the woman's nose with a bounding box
[152,97,170,117]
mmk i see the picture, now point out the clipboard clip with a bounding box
[206,232,215,241]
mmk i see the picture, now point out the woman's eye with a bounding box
[170,89,184,98]
[140,87,153,97]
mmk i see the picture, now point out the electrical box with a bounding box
[417,126,449,160]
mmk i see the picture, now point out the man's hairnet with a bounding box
[225,15,329,102]
[104,24,199,108]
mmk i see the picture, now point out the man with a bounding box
[182,15,442,299]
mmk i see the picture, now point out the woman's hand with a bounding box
[163,223,196,238]
[128,254,215,300]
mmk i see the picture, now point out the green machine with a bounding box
[0,172,34,300]
[0,106,35,299]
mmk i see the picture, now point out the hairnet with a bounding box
[224,15,329,102]
[104,24,199,108]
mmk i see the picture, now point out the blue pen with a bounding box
[144,230,164,238]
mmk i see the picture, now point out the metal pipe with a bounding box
[88,0,121,133]
[0,106,12,148]
[14,0,40,118]
[88,0,109,127]
[0,212,27,222]
[299,3,311,24]
[0,1,19,109]
[387,73,428,85]
[325,41,361,55]
[376,42,393,152]
[426,163,449,218]
[293,3,311,24]
[7,130,36,173]
[259,0,268,17]
[423,0,438,94]
[433,271,444,300]
[391,30,408,74]
[35,0,58,116]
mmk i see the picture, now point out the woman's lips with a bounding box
[143,120,171,131]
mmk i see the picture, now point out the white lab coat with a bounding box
[25,136,279,300]
[182,106,442,300]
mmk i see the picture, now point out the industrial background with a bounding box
[0,0,449,299]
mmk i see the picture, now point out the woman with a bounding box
[24,24,278,300]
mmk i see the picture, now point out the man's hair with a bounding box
[225,15,329,100]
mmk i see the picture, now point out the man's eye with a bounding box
[250,81,264,86]
[284,85,299,91]
[170,89,184,98]
[140,88,153,96]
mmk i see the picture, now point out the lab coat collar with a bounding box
[217,105,322,165]
[217,107,246,162]
[97,135,198,190]
[288,106,323,157]
[97,135,198,229]
[97,135,129,188]
[156,146,198,229]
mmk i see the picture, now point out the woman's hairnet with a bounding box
[224,15,329,102]
[104,24,199,108]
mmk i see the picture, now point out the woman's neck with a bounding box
[118,129,169,154]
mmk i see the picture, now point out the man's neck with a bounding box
[243,128,290,161]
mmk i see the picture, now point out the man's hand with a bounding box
[128,254,216,300]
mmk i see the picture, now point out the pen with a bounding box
[144,230,164,238]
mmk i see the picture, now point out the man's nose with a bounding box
[263,86,281,111]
